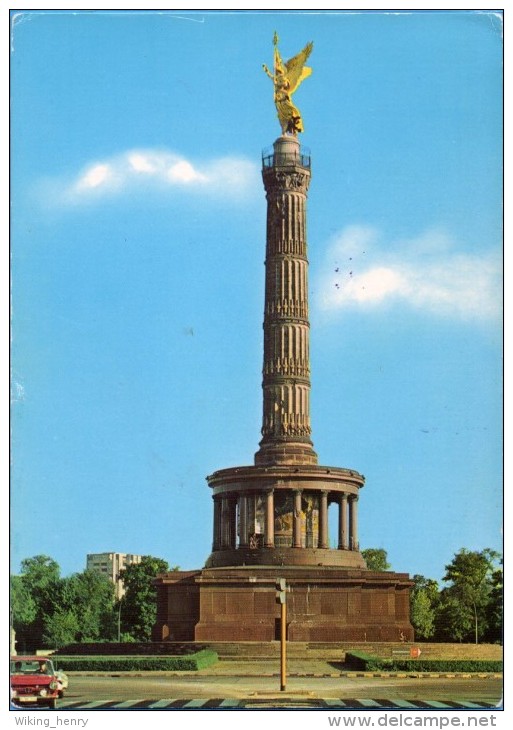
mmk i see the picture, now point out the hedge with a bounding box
[345,651,502,673]
[52,649,218,672]
[53,642,209,656]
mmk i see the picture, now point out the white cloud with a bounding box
[317,225,502,323]
[167,160,207,184]
[128,153,157,174]
[76,163,114,190]
[52,148,259,205]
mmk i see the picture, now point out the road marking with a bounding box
[55,697,499,710]
[356,699,388,708]
[113,700,146,708]
[181,699,208,708]
[388,699,424,708]
[219,700,241,707]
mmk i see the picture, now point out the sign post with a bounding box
[391,647,422,658]
[276,578,287,691]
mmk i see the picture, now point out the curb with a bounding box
[341,672,502,679]
[65,671,502,680]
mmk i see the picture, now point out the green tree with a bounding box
[484,565,503,643]
[66,570,117,642]
[410,575,439,640]
[14,555,62,649]
[435,592,474,642]
[11,575,37,628]
[118,556,170,641]
[42,608,80,648]
[10,575,38,652]
[20,555,61,602]
[362,548,391,572]
[45,569,118,646]
[439,548,500,644]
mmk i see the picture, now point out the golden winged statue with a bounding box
[263,32,313,135]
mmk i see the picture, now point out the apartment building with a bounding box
[86,552,142,599]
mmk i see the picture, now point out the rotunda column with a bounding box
[293,490,303,548]
[265,489,275,547]
[349,495,359,550]
[212,495,222,551]
[239,494,248,548]
[338,493,348,550]
[318,490,329,549]
[228,496,237,549]
[220,497,230,549]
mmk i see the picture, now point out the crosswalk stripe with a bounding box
[357,699,386,708]
[219,700,241,707]
[419,700,457,709]
[388,699,423,708]
[181,699,208,708]
[146,700,178,708]
[74,700,110,709]
[113,700,145,708]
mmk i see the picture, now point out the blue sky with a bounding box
[10,8,503,584]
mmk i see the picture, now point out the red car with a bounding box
[10,656,60,709]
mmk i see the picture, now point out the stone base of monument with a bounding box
[205,546,367,569]
[153,565,414,643]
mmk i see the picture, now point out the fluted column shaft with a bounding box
[319,490,329,549]
[212,496,222,551]
[255,136,317,467]
[239,495,248,547]
[228,498,237,549]
[220,497,230,549]
[220,496,237,550]
[338,493,348,550]
[265,490,275,547]
[293,490,302,547]
[349,495,359,550]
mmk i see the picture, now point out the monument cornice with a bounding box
[207,463,365,489]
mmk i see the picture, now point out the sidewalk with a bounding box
[66,658,502,680]
[196,660,502,680]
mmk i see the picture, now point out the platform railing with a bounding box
[262,146,311,169]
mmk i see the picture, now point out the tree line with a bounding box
[362,547,502,644]
[11,547,502,651]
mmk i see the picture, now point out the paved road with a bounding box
[35,674,502,710]
[55,698,498,710]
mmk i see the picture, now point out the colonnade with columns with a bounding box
[211,489,359,553]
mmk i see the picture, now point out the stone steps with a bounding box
[54,641,502,662]
[206,641,502,661]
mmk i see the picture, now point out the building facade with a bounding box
[86,552,142,600]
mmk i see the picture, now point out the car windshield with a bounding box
[11,660,55,675]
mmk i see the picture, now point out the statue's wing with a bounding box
[284,41,313,93]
